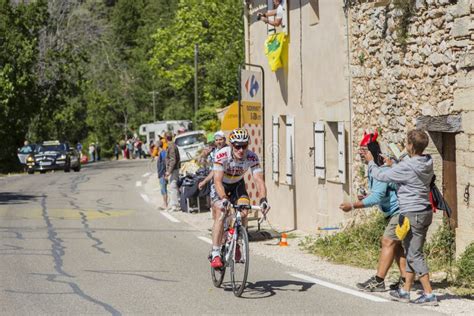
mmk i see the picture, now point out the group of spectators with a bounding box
[339,129,438,306]
[155,130,226,212]
[116,138,146,160]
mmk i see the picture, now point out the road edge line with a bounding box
[160,211,180,223]
[288,272,388,303]
[140,193,150,203]
[197,236,212,244]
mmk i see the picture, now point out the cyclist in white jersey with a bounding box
[210,128,270,268]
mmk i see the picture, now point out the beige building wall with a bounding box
[244,0,352,232]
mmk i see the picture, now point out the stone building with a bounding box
[243,0,473,255]
[348,0,473,256]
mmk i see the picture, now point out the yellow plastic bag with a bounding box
[264,32,287,72]
[395,214,411,240]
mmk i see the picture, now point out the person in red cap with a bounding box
[339,131,406,292]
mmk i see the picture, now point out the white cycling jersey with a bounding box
[213,146,262,184]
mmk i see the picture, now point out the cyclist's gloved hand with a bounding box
[221,198,230,209]
[259,197,270,214]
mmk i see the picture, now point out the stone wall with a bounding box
[349,0,474,255]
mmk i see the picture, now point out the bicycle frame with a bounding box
[223,204,261,265]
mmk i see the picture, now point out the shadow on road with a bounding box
[85,269,178,283]
[0,192,39,205]
[223,279,314,299]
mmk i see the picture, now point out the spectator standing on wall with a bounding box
[165,132,181,212]
[257,0,286,30]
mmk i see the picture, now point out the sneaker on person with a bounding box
[356,276,385,292]
[211,256,223,269]
[389,277,405,291]
[167,206,179,212]
[389,288,410,303]
[412,293,439,306]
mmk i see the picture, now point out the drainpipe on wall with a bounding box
[344,1,353,198]
[243,3,251,64]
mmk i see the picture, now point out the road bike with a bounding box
[210,202,263,297]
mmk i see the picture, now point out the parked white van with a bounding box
[174,130,207,162]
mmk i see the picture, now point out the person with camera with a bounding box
[339,131,406,292]
[257,0,286,29]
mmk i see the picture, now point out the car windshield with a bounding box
[175,134,206,147]
[36,144,67,153]
[19,145,34,154]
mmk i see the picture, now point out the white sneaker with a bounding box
[167,206,180,212]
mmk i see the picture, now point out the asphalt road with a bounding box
[0,160,441,315]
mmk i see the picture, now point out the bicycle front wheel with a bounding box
[230,226,249,297]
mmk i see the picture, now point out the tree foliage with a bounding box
[0,0,243,172]
[150,0,244,111]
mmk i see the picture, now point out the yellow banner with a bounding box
[220,101,262,132]
[241,101,262,126]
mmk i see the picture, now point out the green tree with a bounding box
[149,0,244,114]
[0,0,48,172]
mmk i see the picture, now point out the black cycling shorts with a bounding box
[210,179,248,204]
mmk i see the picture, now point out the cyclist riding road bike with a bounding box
[210,128,270,268]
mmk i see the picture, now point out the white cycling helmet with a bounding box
[229,128,249,144]
[214,130,225,140]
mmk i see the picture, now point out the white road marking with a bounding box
[198,236,212,244]
[160,211,180,223]
[140,193,150,203]
[142,172,151,178]
[135,181,142,187]
[288,272,388,303]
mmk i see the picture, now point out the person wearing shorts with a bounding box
[339,130,406,292]
[209,128,270,269]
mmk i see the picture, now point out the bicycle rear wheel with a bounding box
[230,226,249,297]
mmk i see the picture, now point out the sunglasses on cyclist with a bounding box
[233,143,248,150]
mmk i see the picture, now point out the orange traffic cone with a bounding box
[279,233,289,246]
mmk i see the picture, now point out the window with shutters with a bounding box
[325,121,347,184]
[278,116,287,185]
[272,116,280,182]
[276,115,294,185]
[308,0,320,26]
[313,121,325,179]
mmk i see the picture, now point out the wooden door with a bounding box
[442,133,457,227]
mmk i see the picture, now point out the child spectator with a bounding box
[363,130,437,306]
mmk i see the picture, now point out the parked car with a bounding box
[26,141,81,174]
[17,144,36,165]
[174,131,207,163]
